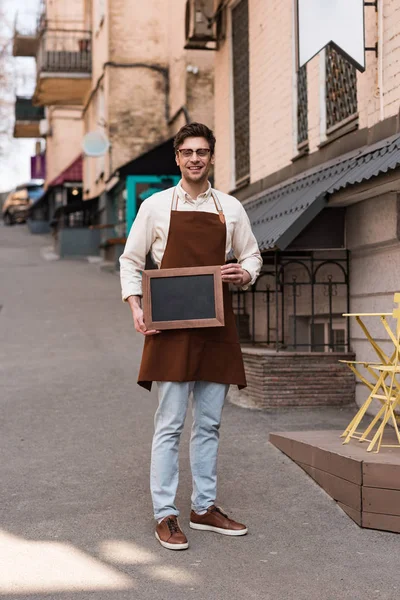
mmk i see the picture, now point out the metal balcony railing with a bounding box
[15,97,45,121]
[37,28,92,74]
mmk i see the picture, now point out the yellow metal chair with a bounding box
[340,293,400,451]
[362,310,400,452]
[362,361,400,452]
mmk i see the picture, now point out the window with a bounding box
[326,45,358,131]
[288,316,346,352]
[312,319,346,352]
[232,0,250,186]
[297,64,308,148]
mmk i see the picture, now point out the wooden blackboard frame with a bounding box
[142,265,225,330]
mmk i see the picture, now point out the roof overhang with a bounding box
[245,133,400,252]
[117,138,180,178]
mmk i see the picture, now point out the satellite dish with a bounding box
[82,130,110,157]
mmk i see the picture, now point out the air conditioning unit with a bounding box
[184,0,219,50]
[39,119,51,137]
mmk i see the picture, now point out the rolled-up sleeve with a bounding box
[119,201,154,300]
[232,203,262,289]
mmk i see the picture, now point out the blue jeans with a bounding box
[151,381,229,521]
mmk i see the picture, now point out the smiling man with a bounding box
[120,122,262,551]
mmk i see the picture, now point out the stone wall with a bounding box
[346,191,400,408]
[83,0,214,200]
[230,347,356,409]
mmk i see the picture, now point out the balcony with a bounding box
[12,26,38,57]
[33,28,92,106]
[13,97,45,138]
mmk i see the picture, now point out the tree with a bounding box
[0,0,15,157]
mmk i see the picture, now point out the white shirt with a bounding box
[119,181,262,300]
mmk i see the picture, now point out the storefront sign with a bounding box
[297,0,366,72]
[30,153,46,180]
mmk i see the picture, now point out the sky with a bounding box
[0,0,40,192]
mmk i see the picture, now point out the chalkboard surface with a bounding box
[142,265,225,330]
[151,274,215,321]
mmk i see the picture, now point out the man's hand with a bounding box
[221,264,251,287]
[127,296,160,336]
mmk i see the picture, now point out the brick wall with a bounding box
[230,348,356,409]
[249,0,293,184]
[214,0,400,193]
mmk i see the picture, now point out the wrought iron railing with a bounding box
[37,28,92,74]
[231,250,350,352]
[15,97,44,121]
[326,45,357,130]
[297,65,308,147]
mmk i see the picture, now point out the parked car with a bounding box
[2,182,43,225]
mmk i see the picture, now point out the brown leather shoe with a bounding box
[190,505,248,536]
[155,515,189,550]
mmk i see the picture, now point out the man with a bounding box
[120,122,262,550]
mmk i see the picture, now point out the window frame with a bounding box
[230,0,250,188]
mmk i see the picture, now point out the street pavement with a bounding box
[0,224,399,600]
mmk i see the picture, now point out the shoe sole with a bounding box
[155,531,189,550]
[189,522,248,536]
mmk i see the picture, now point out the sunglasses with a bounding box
[177,148,212,158]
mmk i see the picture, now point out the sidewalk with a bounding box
[0,224,398,600]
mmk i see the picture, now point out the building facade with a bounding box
[211,0,400,409]
[82,0,215,263]
[13,0,215,262]
[13,0,90,240]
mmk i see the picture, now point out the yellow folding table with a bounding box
[340,293,400,452]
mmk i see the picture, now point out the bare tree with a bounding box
[0,0,15,157]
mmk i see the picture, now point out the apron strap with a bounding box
[171,186,225,225]
[171,187,179,211]
[211,191,225,225]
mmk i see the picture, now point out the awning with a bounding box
[246,134,400,251]
[47,154,82,188]
[29,156,84,216]
[52,197,97,220]
[117,138,180,177]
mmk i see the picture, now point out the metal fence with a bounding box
[326,44,358,130]
[37,28,92,74]
[231,250,350,352]
[297,65,308,147]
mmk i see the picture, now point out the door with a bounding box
[125,175,180,236]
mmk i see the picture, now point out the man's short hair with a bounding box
[173,122,216,155]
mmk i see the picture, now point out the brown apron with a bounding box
[137,187,247,391]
